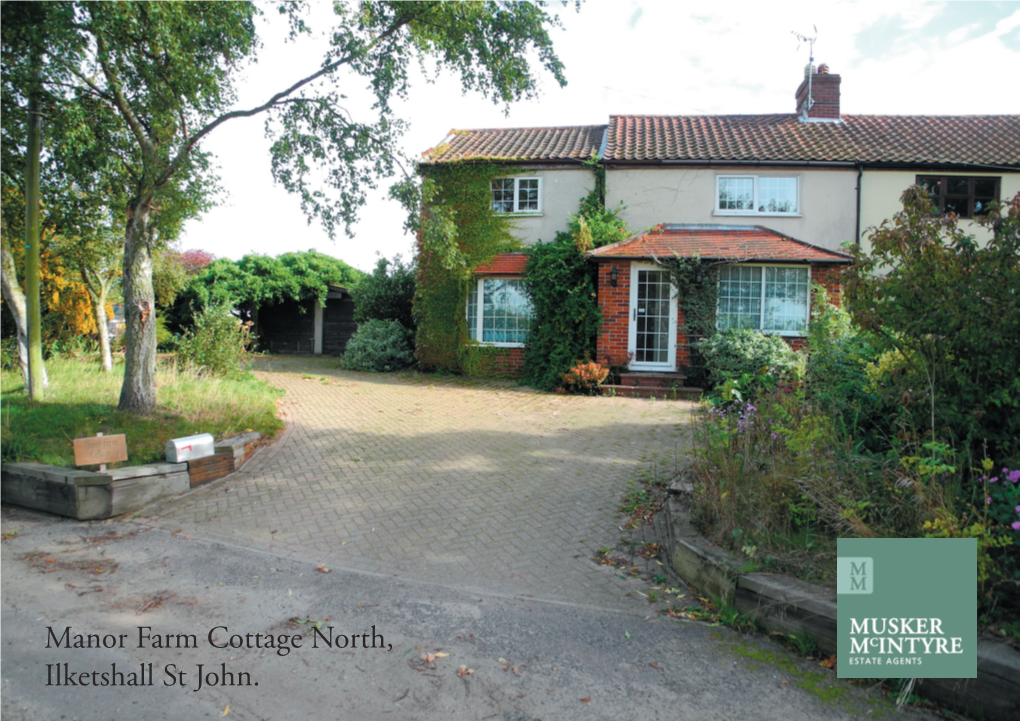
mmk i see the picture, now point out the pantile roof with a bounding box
[473,252,529,275]
[422,115,1020,167]
[423,125,606,163]
[604,114,1020,166]
[588,225,852,264]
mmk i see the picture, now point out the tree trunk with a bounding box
[94,284,113,373]
[25,71,45,400]
[81,269,114,372]
[117,197,157,414]
[0,242,47,388]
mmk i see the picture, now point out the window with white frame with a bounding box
[717,265,809,334]
[491,177,541,214]
[716,176,799,215]
[467,278,533,346]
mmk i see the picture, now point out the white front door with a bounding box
[628,262,677,371]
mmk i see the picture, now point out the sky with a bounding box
[178,0,1020,272]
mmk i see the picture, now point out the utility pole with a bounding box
[25,61,44,400]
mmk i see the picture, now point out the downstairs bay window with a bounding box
[717,265,809,335]
[467,278,533,346]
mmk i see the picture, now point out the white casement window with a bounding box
[467,278,533,347]
[491,177,541,214]
[717,265,809,335]
[716,176,799,215]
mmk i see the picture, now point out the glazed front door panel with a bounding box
[628,263,677,371]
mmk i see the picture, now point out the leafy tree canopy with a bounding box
[2,0,571,412]
[170,250,365,331]
[845,188,1020,462]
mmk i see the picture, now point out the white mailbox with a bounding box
[166,433,216,463]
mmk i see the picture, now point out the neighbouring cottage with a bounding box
[419,65,1020,383]
[256,284,357,356]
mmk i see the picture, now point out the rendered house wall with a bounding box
[859,170,1020,252]
[605,167,859,252]
[498,166,597,246]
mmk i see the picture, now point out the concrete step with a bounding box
[618,371,688,389]
[601,384,702,401]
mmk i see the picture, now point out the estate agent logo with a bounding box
[837,557,873,594]
[837,538,976,679]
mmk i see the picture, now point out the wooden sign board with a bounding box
[73,434,128,467]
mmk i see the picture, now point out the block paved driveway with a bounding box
[144,356,695,612]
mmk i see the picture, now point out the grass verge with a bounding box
[2,358,284,468]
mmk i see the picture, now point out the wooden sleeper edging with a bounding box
[661,499,1020,721]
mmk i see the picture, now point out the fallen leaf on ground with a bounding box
[171,529,182,536]
[650,662,663,670]
[581,697,591,703]
[220,704,230,716]
[316,565,330,573]
[434,652,449,658]
[45,558,55,563]
[498,657,507,664]
[512,667,520,675]
[820,655,837,669]
[457,665,474,678]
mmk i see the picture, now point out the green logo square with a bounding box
[837,557,873,594]
[837,538,976,679]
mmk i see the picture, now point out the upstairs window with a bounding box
[467,278,533,346]
[917,175,1000,218]
[717,265,809,335]
[491,177,541,214]
[716,176,799,215]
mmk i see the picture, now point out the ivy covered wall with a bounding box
[413,163,520,372]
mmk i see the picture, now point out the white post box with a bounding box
[166,433,216,463]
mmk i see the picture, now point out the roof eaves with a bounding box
[751,225,854,261]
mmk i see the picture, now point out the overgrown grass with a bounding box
[2,358,284,468]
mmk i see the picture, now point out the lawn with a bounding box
[2,358,284,469]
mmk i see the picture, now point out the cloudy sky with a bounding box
[179,1,1020,272]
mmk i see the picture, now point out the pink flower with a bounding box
[990,477,999,483]
[1013,522,1020,531]
[985,497,992,504]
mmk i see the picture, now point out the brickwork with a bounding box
[795,72,841,120]
[492,347,525,376]
[596,259,846,364]
[596,261,631,367]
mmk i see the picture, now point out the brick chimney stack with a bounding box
[795,63,841,121]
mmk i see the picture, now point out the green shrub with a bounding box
[805,286,881,439]
[352,256,416,332]
[341,319,414,372]
[699,329,804,388]
[523,193,629,391]
[846,188,1020,463]
[175,304,255,378]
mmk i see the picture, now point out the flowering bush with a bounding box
[560,360,609,395]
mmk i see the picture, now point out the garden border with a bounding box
[0,432,261,520]
[657,494,1020,721]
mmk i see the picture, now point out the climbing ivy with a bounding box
[413,163,520,372]
[658,255,718,385]
[523,180,630,391]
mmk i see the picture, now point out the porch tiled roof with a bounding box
[588,225,852,264]
[605,114,1020,166]
[424,125,606,163]
[474,252,529,275]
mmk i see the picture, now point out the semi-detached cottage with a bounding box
[420,66,1020,387]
